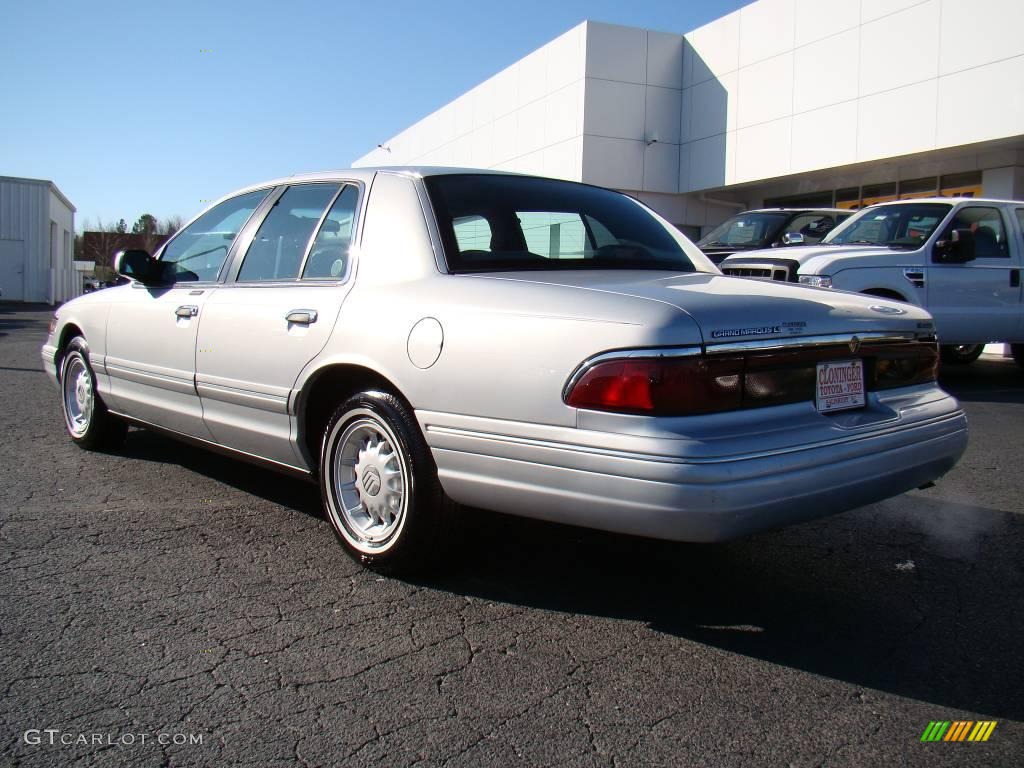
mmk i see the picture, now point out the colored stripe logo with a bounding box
[921,721,997,742]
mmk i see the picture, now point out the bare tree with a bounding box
[161,215,185,236]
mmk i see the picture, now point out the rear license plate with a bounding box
[816,359,865,413]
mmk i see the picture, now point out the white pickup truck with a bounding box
[720,197,1024,365]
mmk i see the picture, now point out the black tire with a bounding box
[59,336,128,451]
[1011,344,1024,368]
[940,344,984,365]
[319,390,449,575]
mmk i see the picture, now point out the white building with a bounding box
[355,0,1024,238]
[0,176,79,303]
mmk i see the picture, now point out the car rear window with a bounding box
[424,174,701,273]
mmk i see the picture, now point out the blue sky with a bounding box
[1,0,745,230]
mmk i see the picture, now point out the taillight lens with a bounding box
[565,356,743,415]
[566,341,939,416]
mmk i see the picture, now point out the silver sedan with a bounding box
[42,168,967,573]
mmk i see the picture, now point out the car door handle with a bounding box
[175,305,199,318]
[1011,269,1020,288]
[286,309,318,325]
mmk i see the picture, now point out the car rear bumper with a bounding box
[418,386,968,542]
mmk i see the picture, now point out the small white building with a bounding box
[0,175,79,304]
[355,0,1024,238]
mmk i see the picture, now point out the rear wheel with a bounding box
[319,390,448,575]
[940,344,984,365]
[60,336,127,450]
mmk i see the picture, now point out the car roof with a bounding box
[222,166,523,199]
[858,196,1024,206]
[743,208,850,214]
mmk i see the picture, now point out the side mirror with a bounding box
[781,232,805,246]
[934,228,976,264]
[113,249,157,283]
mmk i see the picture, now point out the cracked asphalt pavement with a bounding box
[1,303,1022,767]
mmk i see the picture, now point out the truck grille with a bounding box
[722,263,792,282]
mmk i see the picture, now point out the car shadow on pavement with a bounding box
[118,428,323,517]
[939,356,1023,404]
[422,496,1023,722]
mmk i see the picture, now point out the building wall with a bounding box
[48,188,77,303]
[682,0,1024,193]
[355,1,1024,235]
[0,178,77,303]
[353,23,588,181]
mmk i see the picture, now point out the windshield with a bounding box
[697,212,789,248]
[425,174,707,273]
[823,203,951,247]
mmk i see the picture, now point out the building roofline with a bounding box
[0,175,76,213]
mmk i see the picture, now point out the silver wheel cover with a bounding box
[326,409,410,554]
[62,353,94,438]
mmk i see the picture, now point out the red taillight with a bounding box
[565,341,939,416]
[565,356,743,415]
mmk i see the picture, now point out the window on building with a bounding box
[161,189,269,282]
[303,185,360,280]
[835,188,861,210]
[860,183,898,207]
[898,177,938,199]
[939,171,982,199]
[237,184,339,282]
[943,206,1008,258]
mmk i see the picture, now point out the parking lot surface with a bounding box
[1,303,1021,767]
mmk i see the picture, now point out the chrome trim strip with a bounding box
[108,410,312,480]
[105,362,195,395]
[426,408,966,467]
[562,345,703,401]
[195,381,289,413]
[705,332,917,355]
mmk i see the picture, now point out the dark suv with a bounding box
[697,208,851,264]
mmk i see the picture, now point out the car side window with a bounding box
[303,185,360,280]
[785,213,836,243]
[237,183,340,281]
[1015,208,1024,235]
[159,190,268,282]
[943,206,1009,258]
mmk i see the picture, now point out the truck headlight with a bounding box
[799,275,832,288]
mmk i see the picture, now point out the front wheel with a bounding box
[319,391,448,575]
[60,336,127,450]
[940,344,984,365]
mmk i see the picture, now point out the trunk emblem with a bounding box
[849,336,861,354]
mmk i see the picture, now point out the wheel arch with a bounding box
[295,362,413,470]
[55,322,86,380]
[860,287,908,302]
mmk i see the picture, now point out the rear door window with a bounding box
[237,183,340,281]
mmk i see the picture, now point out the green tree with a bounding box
[132,214,158,236]
[115,218,128,234]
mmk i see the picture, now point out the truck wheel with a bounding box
[60,336,128,450]
[940,344,984,365]
[319,390,450,575]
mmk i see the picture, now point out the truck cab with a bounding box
[720,198,1024,365]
